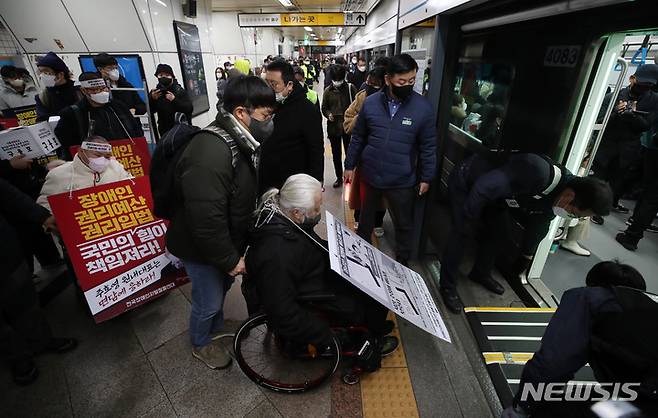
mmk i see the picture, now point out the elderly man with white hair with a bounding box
[245,173,398,369]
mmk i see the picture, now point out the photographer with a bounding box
[149,64,193,138]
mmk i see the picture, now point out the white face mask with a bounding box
[87,156,110,173]
[358,65,366,72]
[8,79,24,88]
[461,101,467,111]
[89,91,110,104]
[107,69,120,81]
[351,58,357,64]
[552,206,577,219]
[332,80,344,88]
[40,74,57,88]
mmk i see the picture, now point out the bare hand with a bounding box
[165,91,175,102]
[328,113,334,122]
[42,216,58,233]
[344,169,354,184]
[9,155,32,170]
[616,100,628,112]
[418,182,430,196]
[228,257,246,277]
[150,89,162,100]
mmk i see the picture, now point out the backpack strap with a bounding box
[197,126,239,172]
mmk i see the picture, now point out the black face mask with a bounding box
[630,83,652,96]
[158,77,173,88]
[366,85,380,96]
[248,116,274,143]
[302,213,321,229]
[390,84,413,101]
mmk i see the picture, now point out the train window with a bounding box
[450,61,515,149]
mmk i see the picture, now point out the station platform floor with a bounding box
[0,78,509,418]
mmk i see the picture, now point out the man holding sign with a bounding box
[37,136,131,213]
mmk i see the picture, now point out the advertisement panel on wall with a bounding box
[173,21,209,117]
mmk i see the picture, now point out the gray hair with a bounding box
[258,173,321,216]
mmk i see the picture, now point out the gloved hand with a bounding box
[501,405,529,418]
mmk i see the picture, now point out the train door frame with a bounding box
[527,33,628,287]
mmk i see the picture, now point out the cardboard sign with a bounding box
[47,177,187,323]
[0,121,61,159]
[70,137,151,178]
[326,211,451,342]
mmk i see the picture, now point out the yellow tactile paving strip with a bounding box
[343,202,420,418]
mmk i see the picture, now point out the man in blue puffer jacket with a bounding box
[344,54,437,265]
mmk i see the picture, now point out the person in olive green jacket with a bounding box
[322,64,357,188]
[165,75,276,370]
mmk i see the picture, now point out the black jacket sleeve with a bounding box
[173,87,194,118]
[54,106,83,158]
[0,178,51,224]
[303,101,325,184]
[178,133,240,272]
[249,238,333,346]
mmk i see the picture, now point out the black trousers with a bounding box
[0,262,52,365]
[627,148,658,240]
[354,209,385,227]
[594,140,642,206]
[329,133,350,180]
[440,171,509,292]
[358,179,415,262]
[19,224,62,272]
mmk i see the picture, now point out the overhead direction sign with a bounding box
[238,12,366,27]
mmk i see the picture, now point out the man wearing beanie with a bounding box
[93,53,146,115]
[35,52,82,122]
[149,63,192,137]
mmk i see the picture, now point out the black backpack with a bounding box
[150,113,200,219]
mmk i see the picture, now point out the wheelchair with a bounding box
[233,294,374,393]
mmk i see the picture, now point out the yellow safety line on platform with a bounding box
[483,352,535,365]
[464,307,557,313]
[342,202,420,418]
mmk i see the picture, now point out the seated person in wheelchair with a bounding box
[245,173,399,365]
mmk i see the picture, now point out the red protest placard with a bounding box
[70,137,151,178]
[47,176,187,323]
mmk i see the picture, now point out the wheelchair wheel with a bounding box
[233,313,340,393]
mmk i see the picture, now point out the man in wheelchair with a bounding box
[244,174,399,370]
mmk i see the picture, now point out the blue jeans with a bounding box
[182,260,233,348]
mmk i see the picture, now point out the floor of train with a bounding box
[0,79,509,418]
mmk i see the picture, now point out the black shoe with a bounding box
[616,232,639,251]
[591,215,604,225]
[440,288,463,314]
[333,179,342,188]
[647,224,658,233]
[45,337,78,354]
[382,320,395,336]
[11,359,39,386]
[380,336,399,357]
[469,275,505,295]
[612,204,630,214]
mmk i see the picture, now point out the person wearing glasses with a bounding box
[439,152,613,313]
[344,54,437,267]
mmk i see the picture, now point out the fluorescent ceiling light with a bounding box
[277,0,293,7]
[155,0,167,6]
[304,26,313,31]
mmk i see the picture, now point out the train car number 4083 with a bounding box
[544,45,580,68]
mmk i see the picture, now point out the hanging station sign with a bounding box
[238,12,366,27]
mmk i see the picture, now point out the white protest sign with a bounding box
[0,121,61,159]
[326,211,451,342]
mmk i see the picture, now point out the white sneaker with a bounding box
[560,240,591,256]
[374,227,385,238]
